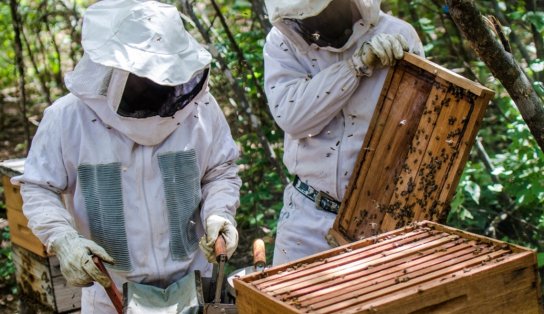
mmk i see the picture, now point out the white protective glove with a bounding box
[50,232,115,288]
[199,214,238,263]
[351,33,409,77]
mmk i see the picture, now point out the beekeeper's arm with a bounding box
[264,29,410,140]
[264,29,361,140]
[198,99,242,263]
[13,105,113,287]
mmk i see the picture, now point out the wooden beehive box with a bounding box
[1,159,81,313]
[330,53,495,243]
[234,221,542,313]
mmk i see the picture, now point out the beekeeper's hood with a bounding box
[265,0,381,53]
[65,0,212,146]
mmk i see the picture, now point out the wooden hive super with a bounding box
[1,159,81,313]
[234,221,542,314]
[330,53,495,244]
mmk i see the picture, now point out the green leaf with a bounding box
[530,60,544,73]
[524,11,544,32]
[491,166,505,176]
[538,253,544,268]
[450,191,465,212]
[533,81,544,98]
[464,182,481,204]
[459,208,474,220]
[488,184,504,193]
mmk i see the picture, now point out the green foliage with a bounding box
[0,220,17,302]
[0,226,15,284]
[0,4,15,90]
[0,181,16,303]
[523,11,544,32]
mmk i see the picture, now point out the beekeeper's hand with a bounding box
[199,214,238,263]
[351,33,409,76]
[50,232,114,287]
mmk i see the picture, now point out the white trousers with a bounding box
[272,184,336,266]
[80,284,116,314]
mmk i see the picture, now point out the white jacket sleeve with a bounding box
[264,29,361,140]
[199,100,241,225]
[13,105,77,250]
[20,184,76,251]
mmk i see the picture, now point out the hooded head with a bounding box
[65,0,212,145]
[265,0,382,52]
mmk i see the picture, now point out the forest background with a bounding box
[0,0,543,309]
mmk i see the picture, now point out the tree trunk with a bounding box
[250,0,272,34]
[446,0,544,152]
[9,0,31,154]
[21,29,52,106]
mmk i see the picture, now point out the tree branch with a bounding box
[42,3,65,91]
[250,0,272,34]
[20,28,52,105]
[180,0,288,186]
[446,0,544,152]
[9,0,31,154]
[209,0,267,103]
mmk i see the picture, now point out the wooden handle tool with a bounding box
[214,234,227,262]
[213,235,227,304]
[93,256,123,314]
[252,239,266,271]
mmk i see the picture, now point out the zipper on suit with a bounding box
[139,144,163,282]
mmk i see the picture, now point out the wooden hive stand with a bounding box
[330,53,495,244]
[1,159,81,313]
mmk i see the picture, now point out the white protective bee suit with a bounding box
[264,0,424,265]
[12,1,241,312]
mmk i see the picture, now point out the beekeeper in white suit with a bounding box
[264,0,424,265]
[12,0,240,312]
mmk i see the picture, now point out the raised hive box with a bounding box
[330,53,495,243]
[234,221,542,313]
[1,159,81,313]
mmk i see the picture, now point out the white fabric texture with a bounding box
[265,0,382,53]
[82,0,211,86]
[198,214,239,263]
[264,5,424,265]
[65,55,204,146]
[49,232,114,288]
[265,0,334,23]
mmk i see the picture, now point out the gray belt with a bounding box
[292,176,340,214]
